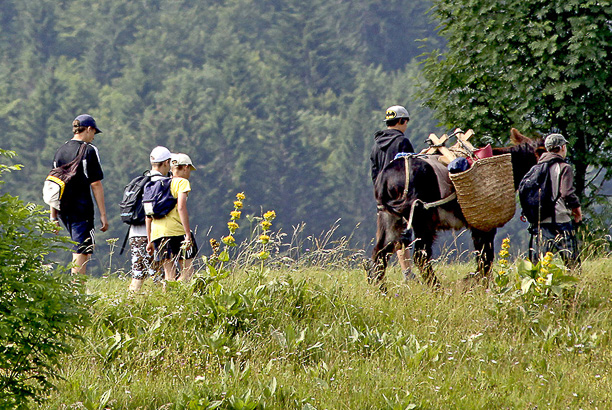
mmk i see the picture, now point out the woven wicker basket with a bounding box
[449,153,515,232]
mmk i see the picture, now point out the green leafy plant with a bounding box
[193,192,247,295]
[91,324,136,366]
[514,254,579,300]
[494,237,579,311]
[195,193,280,294]
[0,150,91,407]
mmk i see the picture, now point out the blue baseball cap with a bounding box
[74,114,102,134]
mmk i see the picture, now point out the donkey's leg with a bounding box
[471,228,497,284]
[412,232,439,288]
[368,210,400,292]
[369,241,388,286]
[370,249,390,293]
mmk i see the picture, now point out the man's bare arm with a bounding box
[90,180,109,232]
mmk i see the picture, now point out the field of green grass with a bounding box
[41,254,612,410]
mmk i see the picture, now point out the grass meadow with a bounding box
[41,247,612,409]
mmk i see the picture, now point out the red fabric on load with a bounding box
[467,144,493,165]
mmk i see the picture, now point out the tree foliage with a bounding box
[0,0,442,261]
[420,0,612,205]
[0,150,91,407]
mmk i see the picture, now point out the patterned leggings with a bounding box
[129,236,158,280]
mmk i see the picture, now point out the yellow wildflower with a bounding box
[230,210,241,220]
[236,192,246,200]
[233,200,243,209]
[499,259,508,266]
[499,250,509,258]
[261,220,272,230]
[227,221,239,233]
[502,237,510,249]
[257,251,269,260]
[210,238,220,251]
[222,235,236,246]
[540,268,549,274]
[537,277,546,284]
[263,210,276,221]
[259,234,270,244]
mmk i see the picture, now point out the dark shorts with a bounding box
[153,233,198,262]
[59,217,95,254]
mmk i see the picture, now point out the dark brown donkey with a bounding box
[367,129,545,289]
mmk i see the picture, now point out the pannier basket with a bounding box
[449,153,515,232]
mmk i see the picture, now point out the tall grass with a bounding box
[41,230,612,409]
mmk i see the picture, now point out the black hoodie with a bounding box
[370,129,414,183]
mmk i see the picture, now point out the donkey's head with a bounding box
[493,128,545,189]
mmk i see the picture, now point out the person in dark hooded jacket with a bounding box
[370,105,416,281]
[370,105,414,183]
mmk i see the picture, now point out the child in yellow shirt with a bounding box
[146,153,197,282]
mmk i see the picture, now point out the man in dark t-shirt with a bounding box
[50,114,108,275]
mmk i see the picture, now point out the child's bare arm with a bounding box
[177,191,191,241]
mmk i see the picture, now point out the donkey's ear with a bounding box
[510,128,530,145]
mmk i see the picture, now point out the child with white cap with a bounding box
[128,146,172,293]
[146,153,198,283]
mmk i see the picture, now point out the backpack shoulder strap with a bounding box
[73,142,89,163]
[543,158,566,224]
[59,142,88,170]
[119,226,130,255]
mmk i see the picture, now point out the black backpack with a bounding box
[119,173,151,225]
[142,177,177,219]
[518,159,562,225]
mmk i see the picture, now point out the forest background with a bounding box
[0,0,610,274]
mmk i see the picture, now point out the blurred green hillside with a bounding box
[0,0,446,273]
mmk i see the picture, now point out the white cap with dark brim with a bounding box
[171,153,196,170]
